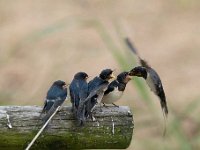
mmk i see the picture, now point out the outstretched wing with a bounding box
[125,37,168,135]
[147,68,168,117]
[125,38,138,55]
[125,37,151,68]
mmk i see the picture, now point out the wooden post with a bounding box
[0,106,134,150]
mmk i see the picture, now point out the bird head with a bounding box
[99,69,115,81]
[74,72,89,80]
[117,72,131,84]
[129,66,147,79]
[53,80,67,89]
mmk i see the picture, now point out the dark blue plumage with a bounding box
[69,72,88,124]
[85,69,115,120]
[41,80,67,122]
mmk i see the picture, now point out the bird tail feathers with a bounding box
[159,99,168,137]
[160,99,168,118]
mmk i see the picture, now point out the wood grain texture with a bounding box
[0,106,134,150]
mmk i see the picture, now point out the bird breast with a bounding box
[101,87,123,104]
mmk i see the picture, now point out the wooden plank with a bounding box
[0,106,134,150]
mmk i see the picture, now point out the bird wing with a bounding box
[148,68,163,94]
[79,81,88,102]
[88,82,108,101]
[139,58,151,68]
[69,80,80,108]
[79,82,108,108]
[41,100,47,113]
[147,68,168,116]
[41,99,55,113]
[88,77,102,92]
[104,81,117,95]
[125,38,138,55]
[125,37,151,68]
[76,82,88,124]
[42,97,65,123]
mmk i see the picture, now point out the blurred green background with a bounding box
[0,0,200,149]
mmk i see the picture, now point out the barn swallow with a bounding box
[27,80,67,150]
[125,37,168,118]
[41,80,67,122]
[85,69,115,120]
[69,72,89,125]
[101,72,131,107]
[129,66,168,116]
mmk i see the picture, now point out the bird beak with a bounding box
[125,75,132,83]
[127,75,132,81]
[110,73,116,79]
[128,70,135,76]
[62,84,67,89]
[86,76,89,80]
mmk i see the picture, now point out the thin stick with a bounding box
[25,106,61,150]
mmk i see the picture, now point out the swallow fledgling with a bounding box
[85,69,115,120]
[41,80,67,122]
[125,37,168,118]
[101,72,131,107]
[26,80,67,150]
[69,72,89,125]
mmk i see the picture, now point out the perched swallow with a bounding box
[41,80,67,122]
[101,72,131,106]
[69,72,89,124]
[85,69,115,120]
[125,37,168,117]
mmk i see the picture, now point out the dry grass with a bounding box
[0,0,200,149]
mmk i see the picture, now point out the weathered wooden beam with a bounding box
[0,106,134,150]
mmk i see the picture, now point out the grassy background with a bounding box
[0,0,200,149]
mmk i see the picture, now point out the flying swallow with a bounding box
[125,37,168,117]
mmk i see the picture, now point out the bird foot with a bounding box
[112,103,119,107]
[91,116,96,122]
[103,103,109,108]
[78,119,85,127]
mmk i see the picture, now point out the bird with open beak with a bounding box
[41,80,67,123]
[101,72,131,107]
[69,72,89,125]
[85,69,115,121]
